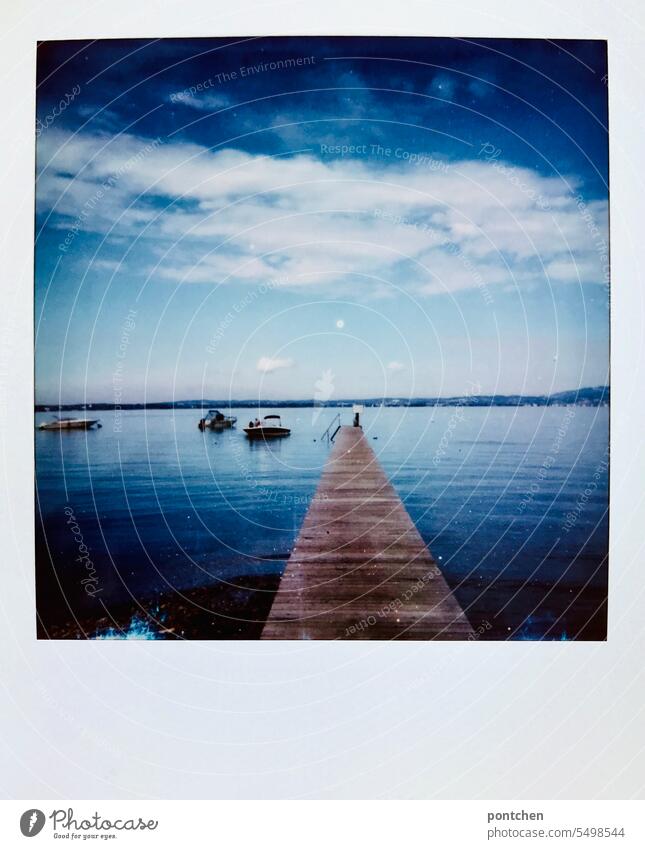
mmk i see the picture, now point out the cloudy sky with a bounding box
[35,37,609,403]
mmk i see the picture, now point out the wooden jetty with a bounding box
[262,426,472,640]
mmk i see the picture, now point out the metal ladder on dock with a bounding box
[320,412,341,442]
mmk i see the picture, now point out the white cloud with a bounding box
[36,128,610,299]
[91,258,124,271]
[169,92,230,111]
[257,356,294,373]
[387,361,405,372]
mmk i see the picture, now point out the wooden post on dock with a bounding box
[261,426,472,640]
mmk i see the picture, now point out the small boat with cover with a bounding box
[198,409,237,430]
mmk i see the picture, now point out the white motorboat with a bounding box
[243,414,291,439]
[38,417,101,431]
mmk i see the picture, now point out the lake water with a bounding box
[35,405,609,640]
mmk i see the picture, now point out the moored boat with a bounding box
[243,414,290,439]
[38,417,101,431]
[198,409,237,431]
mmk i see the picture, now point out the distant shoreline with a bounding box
[35,386,609,412]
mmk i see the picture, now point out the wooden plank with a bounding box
[261,426,473,640]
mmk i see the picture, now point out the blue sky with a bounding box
[35,37,609,403]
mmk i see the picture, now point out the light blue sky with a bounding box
[35,37,609,403]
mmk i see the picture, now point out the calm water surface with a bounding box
[35,406,608,639]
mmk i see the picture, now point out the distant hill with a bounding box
[35,386,609,412]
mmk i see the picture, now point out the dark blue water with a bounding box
[35,406,608,639]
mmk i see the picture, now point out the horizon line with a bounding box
[35,385,610,409]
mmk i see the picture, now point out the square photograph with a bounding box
[34,36,609,641]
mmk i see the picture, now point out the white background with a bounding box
[1,0,644,800]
